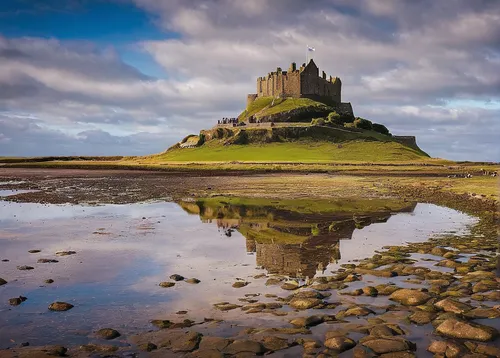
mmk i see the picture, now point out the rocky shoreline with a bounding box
[0,169,498,357]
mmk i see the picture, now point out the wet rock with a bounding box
[369,324,404,337]
[434,298,473,314]
[341,288,364,296]
[1,259,8,262]
[199,336,232,352]
[281,281,300,290]
[37,259,59,263]
[78,344,118,353]
[375,284,401,296]
[289,298,322,310]
[325,336,356,352]
[232,281,249,288]
[170,331,202,353]
[186,278,200,284]
[151,320,172,329]
[159,281,175,288]
[339,306,375,318]
[95,328,121,340]
[355,268,397,277]
[28,249,41,253]
[472,280,498,293]
[293,290,327,299]
[428,279,452,288]
[435,319,498,342]
[265,277,284,285]
[472,291,500,302]
[363,286,378,297]
[427,340,467,357]
[389,288,431,306]
[224,339,265,355]
[0,278,7,286]
[290,315,324,328]
[17,265,34,270]
[408,311,436,325]
[436,259,460,268]
[170,274,185,281]
[213,302,241,311]
[55,251,76,256]
[48,302,74,311]
[253,273,267,279]
[468,343,500,357]
[360,336,416,354]
[138,342,157,352]
[352,345,377,357]
[13,345,68,357]
[9,296,27,306]
[431,247,449,256]
[461,271,495,283]
[45,279,54,284]
[464,307,500,319]
[261,336,290,351]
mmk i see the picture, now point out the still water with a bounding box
[0,197,475,348]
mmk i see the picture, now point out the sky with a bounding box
[0,0,499,161]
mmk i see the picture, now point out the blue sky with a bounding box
[0,0,499,161]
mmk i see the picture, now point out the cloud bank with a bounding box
[1,0,499,160]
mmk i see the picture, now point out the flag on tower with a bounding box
[307,46,315,52]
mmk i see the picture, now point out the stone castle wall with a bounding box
[252,60,341,104]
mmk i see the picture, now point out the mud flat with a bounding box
[0,168,498,357]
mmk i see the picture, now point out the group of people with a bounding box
[218,118,238,125]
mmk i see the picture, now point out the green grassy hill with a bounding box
[158,140,427,162]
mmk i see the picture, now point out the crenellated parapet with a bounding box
[252,59,342,104]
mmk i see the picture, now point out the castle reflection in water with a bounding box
[178,198,416,279]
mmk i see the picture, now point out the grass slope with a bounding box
[157,140,426,162]
[238,97,329,121]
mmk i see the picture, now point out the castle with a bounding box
[247,59,343,107]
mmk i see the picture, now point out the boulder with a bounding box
[223,340,265,355]
[186,278,201,284]
[48,302,74,311]
[361,336,416,354]
[289,298,322,310]
[170,274,185,281]
[0,278,7,286]
[290,315,324,328]
[159,282,175,288]
[427,340,467,357]
[408,311,436,325]
[434,298,473,314]
[324,336,356,352]
[389,289,431,306]
[436,319,498,342]
[232,281,249,288]
[95,328,121,340]
[9,296,27,306]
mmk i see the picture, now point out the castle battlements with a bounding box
[248,59,342,107]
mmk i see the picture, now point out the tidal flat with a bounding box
[0,169,498,357]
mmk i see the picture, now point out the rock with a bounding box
[45,279,54,284]
[17,265,34,270]
[428,340,466,357]
[232,281,249,288]
[408,311,436,325]
[213,302,241,311]
[48,302,74,311]
[186,278,200,284]
[170,274,185,281]
[265,277,284,285]
[389,289,431,306]
[341,288,364,296]
[363,286,378,297]
[37,259,59,263]
[434,298,473,314]
[261,336,289,351]
[361,336,416,354]
[170,331,202,352]
[28,249,41,253]
[342,306,375,317]
[465,307,500,319]
[353,345,378,357]
[159,281,175,288]
[138,342,157,352]
[431,247,448,256]
[369,324,404,337]
[324,336,356,352]
[355,268,397,277]
[471,343,500,357]
[224,340,265,355]
[376,284,401,296]
[289,298,322,310]
[281,282,300,290]
[9,296,27,306]
[55,251,76,256]
[436,319,498,342]
[95,328,121,340]
[151,320,172,329]
[290,315,324,328]
[199,336,232,351]
[0,278,7,286]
